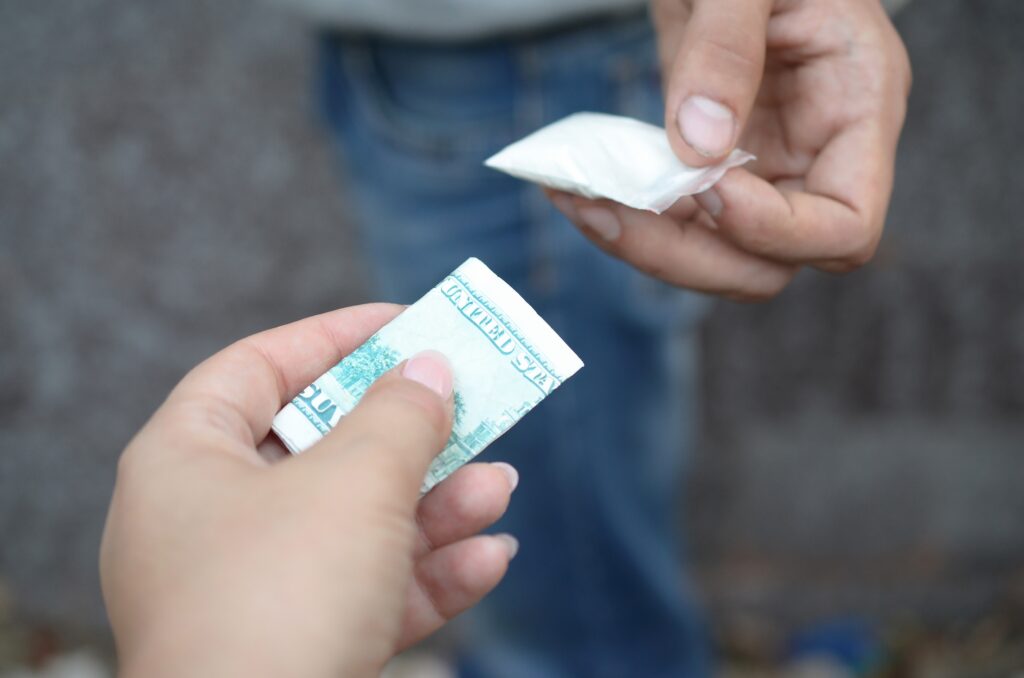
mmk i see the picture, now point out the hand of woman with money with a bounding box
[554,0,912,300]
[100,304,519,677]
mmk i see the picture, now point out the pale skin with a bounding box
[100,304,518,678]
[550,0,912,300]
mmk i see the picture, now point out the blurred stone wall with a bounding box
[0,0,1022,639]
[690,0,1024,629]
[0,0,369,630]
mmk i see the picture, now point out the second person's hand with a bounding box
[551,0,912,300]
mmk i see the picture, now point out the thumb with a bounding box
[664,0,772,165]
[298,350,455,502]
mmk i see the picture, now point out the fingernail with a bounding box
[678,95,735,158]
[577,206,622,242]
[495,533,519,560]
[551,194,578,222]
[402,350,453,399]
[695,188,723,219]
[491,462,519,492]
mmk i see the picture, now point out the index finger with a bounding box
[162,303,404,448]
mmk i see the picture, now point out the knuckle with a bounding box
[734,219,776,256]
[844,232,882,269]
[819,215,884,273]
[724,265,797,303]
[696,33,763,80]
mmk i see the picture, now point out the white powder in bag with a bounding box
[485,112,753,214]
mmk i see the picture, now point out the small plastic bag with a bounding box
[485,112,753,214]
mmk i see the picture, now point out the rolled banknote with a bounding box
[272,258,583,493]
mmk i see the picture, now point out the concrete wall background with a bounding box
[691,0,1024,630]
[0,0,1022,642]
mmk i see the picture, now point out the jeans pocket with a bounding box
[598,27,710,331]
[330,39,519,191]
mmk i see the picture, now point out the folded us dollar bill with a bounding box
[485,112,753,214]
[272,258,583,493]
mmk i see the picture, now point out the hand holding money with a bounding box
[100,304,518,678]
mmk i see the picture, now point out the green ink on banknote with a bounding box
[273,258,583,493]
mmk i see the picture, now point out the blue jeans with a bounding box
[317,13,711,677]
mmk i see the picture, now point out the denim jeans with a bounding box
[317,13,711,677]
